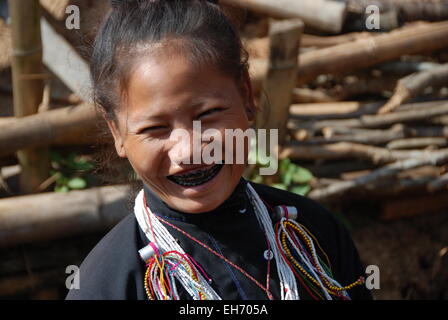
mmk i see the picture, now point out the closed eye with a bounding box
[139,125,168,134]
[198,107,226,119]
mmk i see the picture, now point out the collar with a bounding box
[142,177,249,223]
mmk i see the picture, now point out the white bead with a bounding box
[138,242,157,262]
[274,205,298,220]
[264,249,274,260]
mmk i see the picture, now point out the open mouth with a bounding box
[167,164,224,187]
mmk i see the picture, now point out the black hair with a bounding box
[90,0,250,206]
[91,0,249,122]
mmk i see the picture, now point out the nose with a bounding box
[167,127,196,165]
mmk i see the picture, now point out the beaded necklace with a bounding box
[135,181,365,300]
[134,182,299,300]
[153,213,274,300]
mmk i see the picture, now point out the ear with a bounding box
[241,69,257,124]
[105,118,127,158]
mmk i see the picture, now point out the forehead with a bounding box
[123,53,241,120]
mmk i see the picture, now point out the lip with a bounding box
[167,164,215,177]
[166,164,225,195]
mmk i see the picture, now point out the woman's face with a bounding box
[107,52,255,213]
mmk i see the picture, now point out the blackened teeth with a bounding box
[168,164,223,187]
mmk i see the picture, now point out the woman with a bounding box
[66,0,372,300]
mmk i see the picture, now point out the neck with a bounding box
[142,177,249,223]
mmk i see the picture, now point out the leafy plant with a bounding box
[50,150,94,193]
[245,146,314,196]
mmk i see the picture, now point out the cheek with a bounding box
[123,138,168,178]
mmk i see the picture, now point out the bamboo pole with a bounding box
[0,184,131,247]
[0,103,101,158]
[8,0,48,193]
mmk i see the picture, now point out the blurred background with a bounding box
[0,0,447,300]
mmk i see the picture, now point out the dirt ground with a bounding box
[344,201,448,300]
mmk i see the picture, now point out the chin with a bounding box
[173,197,223,214]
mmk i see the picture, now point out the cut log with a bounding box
[281,142,448,164]
[0,184,132,247]
[290,100,446,121]
[303,124,448,146]
[0,103,101,157]
[307,149,448,202]
[289,101,448,133]
[249,21,448,87]
[222,0,347,33]
[386,137,447,150]
[289,101,382,120]
[378,63,448,114]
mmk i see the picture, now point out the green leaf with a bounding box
[282,164,296,186]
[67,177,87,190]
[272,183,287,191]
[56,174,68,186]
[73,156,94,171]
[279,158,291,175]
[292,166,313,184]
[55,185,69,193]
[291,184,311,196]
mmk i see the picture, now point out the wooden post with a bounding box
[8,0,48,193]
[257,19,303,144]
[255,18,303,183]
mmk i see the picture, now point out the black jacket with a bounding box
[66,179,372,300]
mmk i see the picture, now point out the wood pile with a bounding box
[231,0,448,220]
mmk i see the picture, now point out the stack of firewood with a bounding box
[235,0,448,220]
